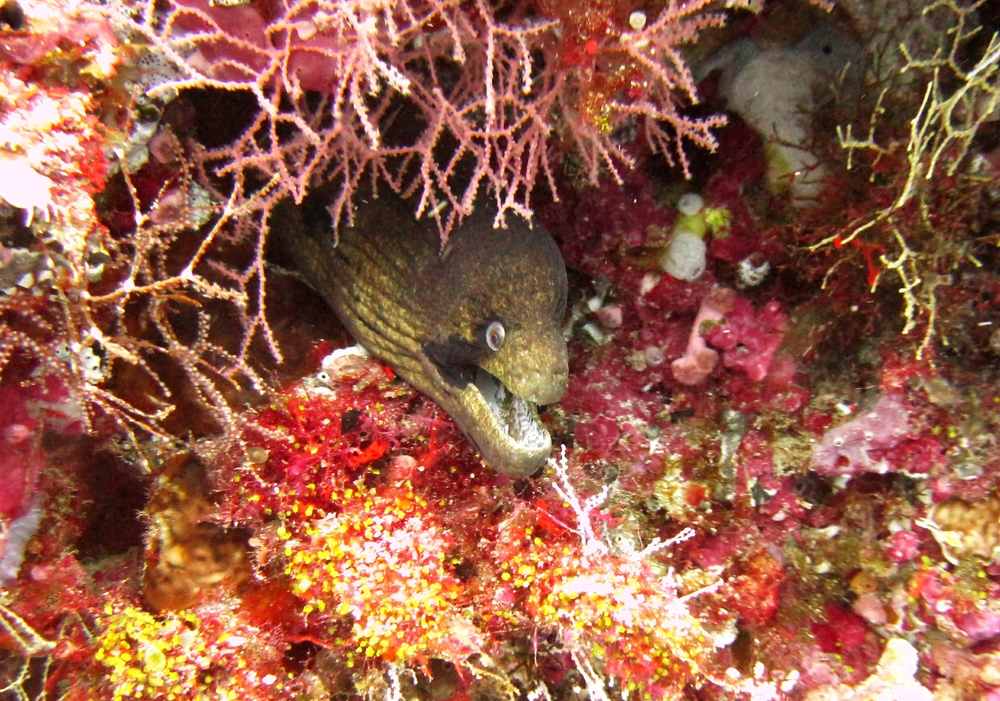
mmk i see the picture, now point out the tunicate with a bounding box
[659,231,706,281]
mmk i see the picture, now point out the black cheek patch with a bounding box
[422,335,487,388]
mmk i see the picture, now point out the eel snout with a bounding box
[479,325,567,405]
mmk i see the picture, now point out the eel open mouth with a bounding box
[472,367,550,451]
[422,345,554,475]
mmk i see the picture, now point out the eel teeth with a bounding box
[474,368,549,450]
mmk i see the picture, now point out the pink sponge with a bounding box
[811,393,911,476]
[704,297,788,382]
[671,288,789,385]
[671,287,736,385]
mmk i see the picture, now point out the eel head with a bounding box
[416,215,568,477]
[284,197,568,478]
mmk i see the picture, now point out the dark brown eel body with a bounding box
[283,197,568,477]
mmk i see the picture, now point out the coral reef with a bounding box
[4,0,1000,700]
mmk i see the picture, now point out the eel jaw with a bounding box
[420,357,553,477]
[472,367,552,471]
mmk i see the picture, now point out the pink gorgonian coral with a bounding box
[113,0,728,238]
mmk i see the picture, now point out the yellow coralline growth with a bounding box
[517,543,716,698]
[95,605,283,701]
[280,480,482,667]
[495,447,722,700]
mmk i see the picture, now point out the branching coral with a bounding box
[803,0,1000,358]
[111,354,770,701]
[0,0,281,465]
[0,0,758,470]
[108,0,730,237]
[10,2,1000,701]
[0,601,56,701]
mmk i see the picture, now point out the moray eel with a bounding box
[284,197,568,477]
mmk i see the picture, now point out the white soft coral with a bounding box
[0,70,106,267]
[0,152,56,227]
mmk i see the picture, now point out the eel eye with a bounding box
[485,321,505,351]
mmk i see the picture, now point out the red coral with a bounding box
[575,414,622,458]
[812,604,874,654]
[811,394,911,477]
[886,530,921,563]
[0,387,42,519]
[723,550,786,626]
[0,1,117,72]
